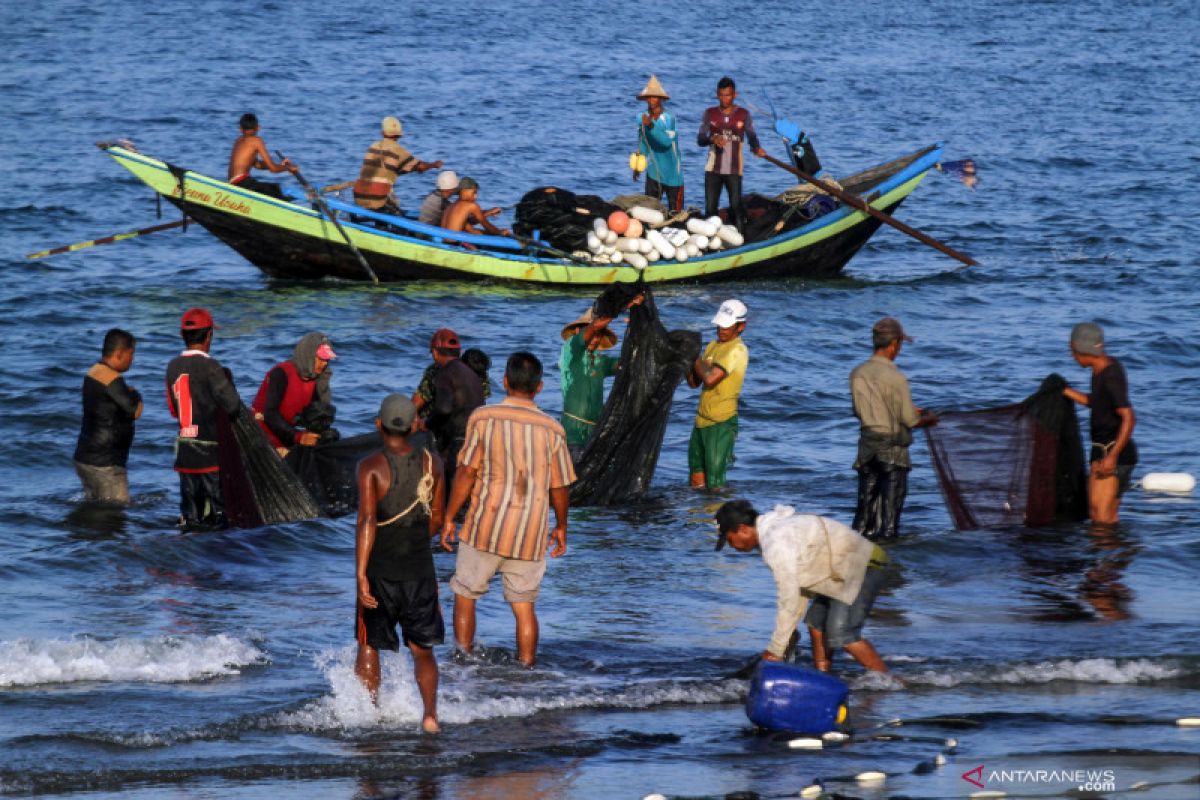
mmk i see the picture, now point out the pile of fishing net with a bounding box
[217,406,321,528]
[513,187,618,253]
[924,374,1087,530]
[571,282,701,506]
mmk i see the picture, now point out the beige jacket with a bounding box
[757,506,877,657]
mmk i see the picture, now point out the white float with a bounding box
[593,217,609,237]
[646,229,675,259]
[787,737,823,749]
[674,249,689,262]
[629,206,665,226]
[625,252,648,269]
[855,771,886,784]
[604,229,618,245]
[1142,473,1195,493]
[717,225,744,247]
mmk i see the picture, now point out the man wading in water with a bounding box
[355,394,446,732]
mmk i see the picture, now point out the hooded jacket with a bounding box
[252,333,333,448]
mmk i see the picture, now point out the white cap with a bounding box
[436,170,460,191]
[381,116,403,137]
[711,298,748,328]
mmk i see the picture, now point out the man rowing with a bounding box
[354,116,443,216]
[228,113,297,199]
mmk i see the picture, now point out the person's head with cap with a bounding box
[436,170,460,196]
[871,316,913,357]
[714,499,760,552]
[637,74,670,114]
[457,176,479,202]
[712,298,748,342]
[430,328,461,364]
[291,332,337,379]
[561,309,618,352]
[377,393,416,438]
[1070,322,1107,365]
[180,307,216,348]
[381,116,403,138]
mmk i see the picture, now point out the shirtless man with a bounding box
[227,113,298,199]
[440,177,510,247]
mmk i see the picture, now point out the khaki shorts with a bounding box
[450,541,546,604]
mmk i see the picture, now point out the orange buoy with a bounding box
[607,210,630,235]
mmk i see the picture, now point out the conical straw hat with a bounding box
[561,309,618,349]
[637,75,669,100]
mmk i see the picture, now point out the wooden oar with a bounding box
[26,219,188,260]
[276,151,379,284]
[760,151,979,268]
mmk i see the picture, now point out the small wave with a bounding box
[277,647,742,731]
[898,657,1181,689]
[0,634,268,687]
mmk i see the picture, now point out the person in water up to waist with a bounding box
[697,76,766,232]
[165,308,243,530]
[557,292,644,461]
[421,328,485,489]
[687,298,749,490]
[354,394,446,732]
[1062,322,1137,525]
[227,112,297,200]
[850,316,937,542]
[74,328,143,504]
[353,116,443,215]
[635,74,683,213]
[251,332,337,455]
[715,500,892,674]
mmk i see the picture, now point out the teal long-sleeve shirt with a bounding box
[637,110,683,187]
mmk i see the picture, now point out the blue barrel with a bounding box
[745,661,850,733]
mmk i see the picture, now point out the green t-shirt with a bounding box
[558,332,619,448]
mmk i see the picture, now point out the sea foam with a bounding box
[0,634,268,687]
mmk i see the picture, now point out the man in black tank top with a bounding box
[1063,322,1138,524]
[355,394,446,732]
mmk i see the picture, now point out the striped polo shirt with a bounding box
[353,138,418,209]
[457,397,576,561]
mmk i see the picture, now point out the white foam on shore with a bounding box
[279,646,743,731]
[902,657,1180,688]
[0,634,268,687]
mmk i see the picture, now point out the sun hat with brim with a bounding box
[637,75,670,100]
[561,309,617,349]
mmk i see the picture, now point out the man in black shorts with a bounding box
[1063,322,1137,524]
[355,394,446,732]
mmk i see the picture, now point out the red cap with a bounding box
[430,328,460,350]
[181,308,216,330]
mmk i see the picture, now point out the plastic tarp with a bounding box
[570,283,701,506]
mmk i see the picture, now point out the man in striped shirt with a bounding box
[440,352,576,666]
[353,116,443,215]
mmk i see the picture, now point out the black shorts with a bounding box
[356,575,444,651]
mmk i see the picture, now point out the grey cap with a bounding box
[872,316,913,345]
[1070,322,1105,355]
[378,393,416,434]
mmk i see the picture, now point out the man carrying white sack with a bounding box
[714,499,891,673]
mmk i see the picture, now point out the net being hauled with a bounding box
[924,373,1087,530]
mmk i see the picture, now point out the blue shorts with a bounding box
[804,562,887,648]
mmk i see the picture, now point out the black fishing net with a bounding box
[924,374,1087,530]
[513,187,618,253]
[741,193,837,244]
[217,406,321,528]
[570,283,701,506]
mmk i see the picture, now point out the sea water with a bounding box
[1,1,1198,797]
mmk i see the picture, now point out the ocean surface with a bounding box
[2,1,1198,797]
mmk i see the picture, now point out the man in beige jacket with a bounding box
[715,500,891,673]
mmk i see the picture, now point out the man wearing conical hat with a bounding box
[558,292,644,459]
[636,75,684,213]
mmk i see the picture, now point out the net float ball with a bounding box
[607,210,630,235]
[626,218,644,238]
[634,153,648,172]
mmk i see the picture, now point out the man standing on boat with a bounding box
[687,299,749,490]
[228,113,298,200]
[353,116,444,216]
[697,76,766,232]
[1062,322,1138,524]
[165,308,243,530]
[636,75,684,213]
[849,317,936,541]
[440,352,575,667]
[354,394,446,732]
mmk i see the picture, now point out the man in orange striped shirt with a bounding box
[440,352,575,666]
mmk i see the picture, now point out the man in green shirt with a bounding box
[558,294,644,459]
[687,299,749,490]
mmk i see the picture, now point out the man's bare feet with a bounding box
[422,716,440,734]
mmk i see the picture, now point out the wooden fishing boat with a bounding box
[101,143,944,285]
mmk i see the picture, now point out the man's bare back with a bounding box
[228,131,294,181]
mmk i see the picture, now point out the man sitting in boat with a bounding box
[251,332,337,457]
[353,116,443,217]
[440,177,511,248]
[227,113,298,200]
